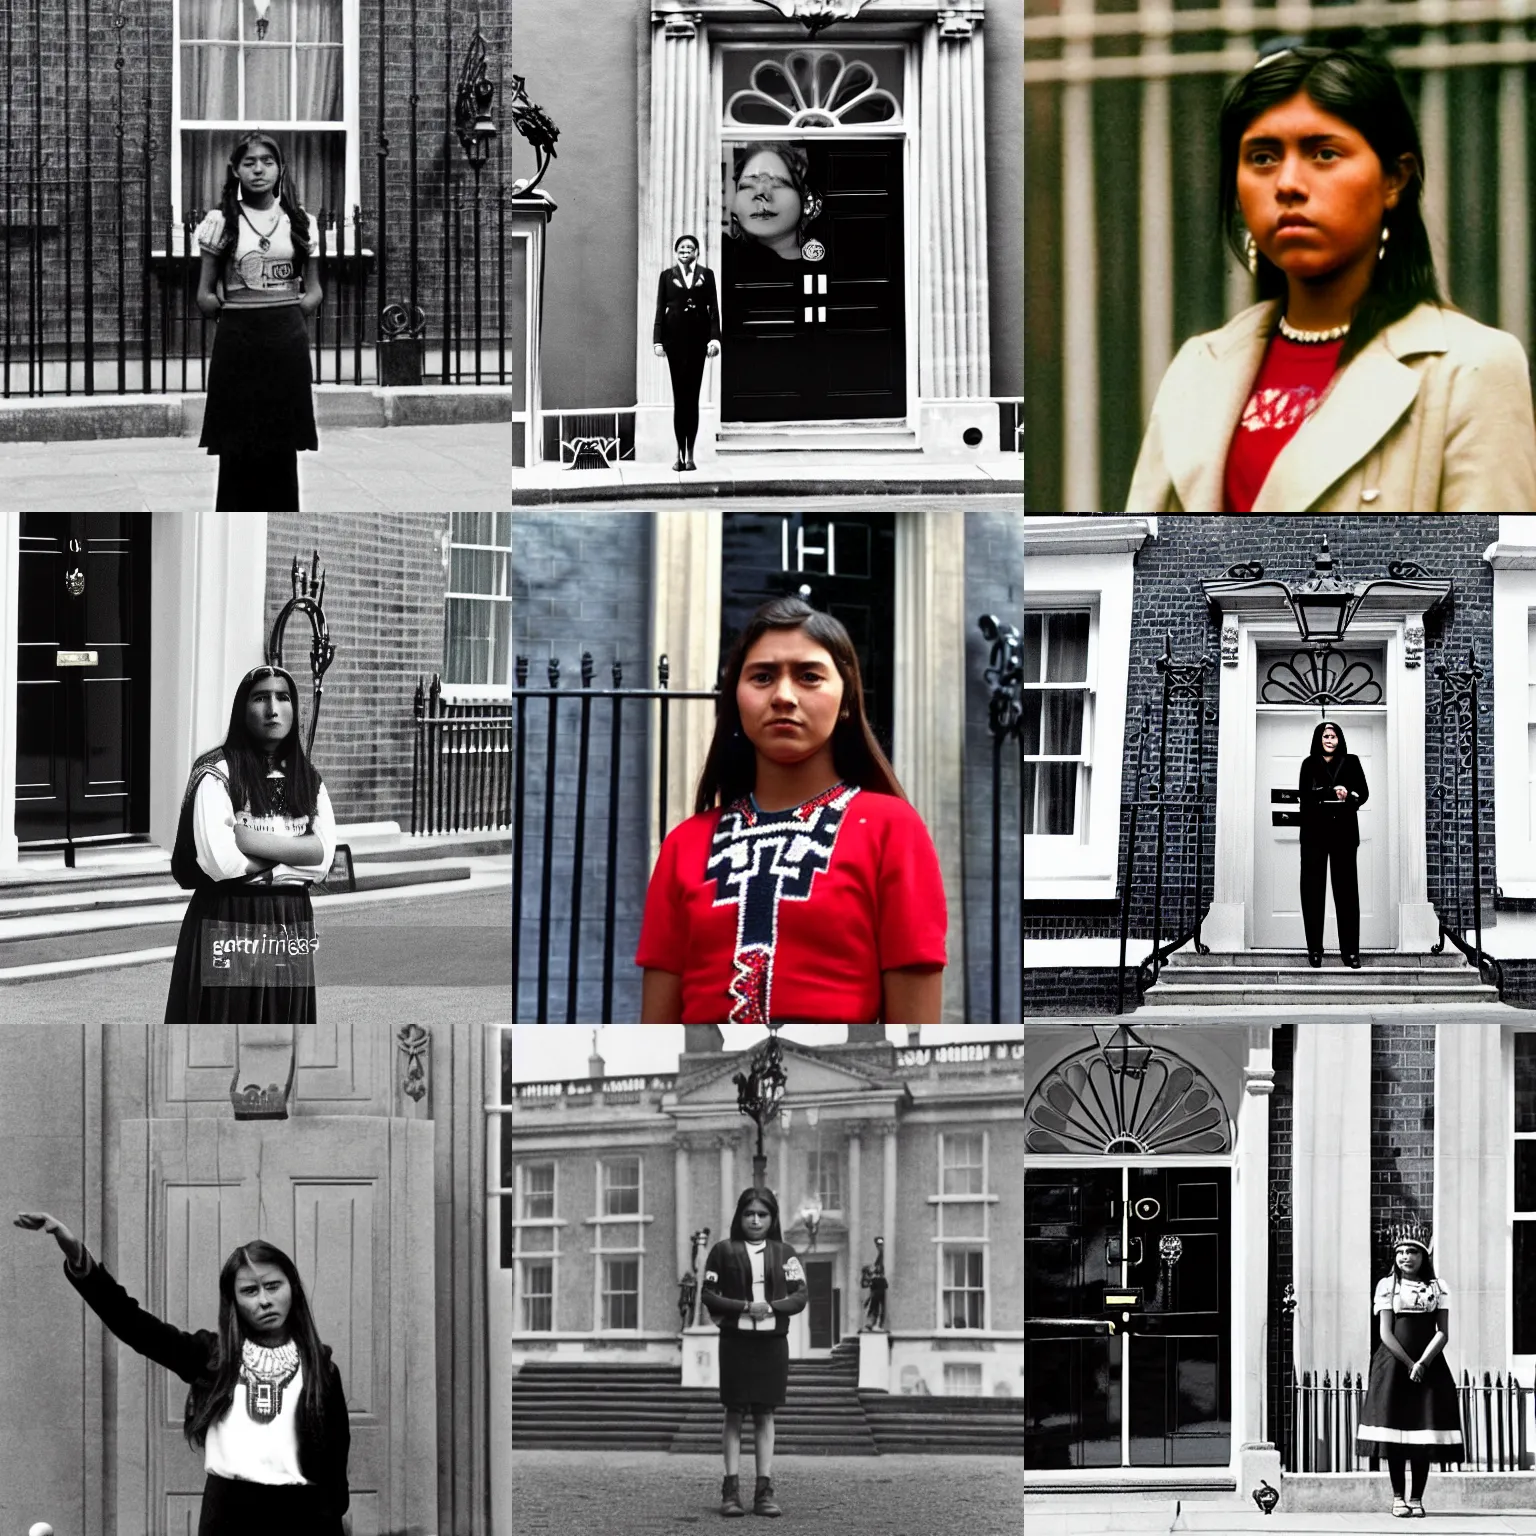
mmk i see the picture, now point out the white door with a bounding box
[1253,709,1391,950]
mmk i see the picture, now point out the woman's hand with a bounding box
[653,343,666,356]
[1409,1361,1425,1382]
[706,340,721,357]
[746,1301,772,1321]
[196,293,223,319]
[14,1211,84,1266]
[299,293,323,318]
[1335,785,1349,801]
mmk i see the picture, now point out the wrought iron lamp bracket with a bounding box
[266,549,337,759]
[978,613,1022,743]
[509,73,560,197]
[455,30,499,172]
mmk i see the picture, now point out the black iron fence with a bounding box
[1116,635,1216,1013]
[980,614,1023,1024]
[2,6,508,397]
[1286,1368,1530,1473]
[1429,646,1502,991]
[410,674,512,836]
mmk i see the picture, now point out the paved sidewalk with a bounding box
[1026,1502,1536,1534]
[0,422,510,509]
[509,1450,1022,1535]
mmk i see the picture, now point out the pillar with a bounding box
[880,1118,898,1325]
[847,1127,862,1329]
[719,1133,736,1241]
[1435,1019,1506,1373]
[917,7,994,453]
[1292,1023,1372,1376]
[637,8,717,463]
[1237,1034,1274,1454]
[0,512,19,866]
[777,1122,788,1207]
[508,191,555,467]
[675,1136,690,1283]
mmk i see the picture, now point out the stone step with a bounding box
[1166,950,1469,969]
[1147,984,1500,1007]
[1158,966,1485,985]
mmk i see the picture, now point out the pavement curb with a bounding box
[513,475,1025,503]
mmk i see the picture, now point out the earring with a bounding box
[804,195,823,223]
[1378,223,1390,262]
[1245,232,1258,276]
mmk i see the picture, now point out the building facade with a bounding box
[508,0,1023,466]
[508,1028,1024,1397]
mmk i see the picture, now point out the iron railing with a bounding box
[410,674,512,836]
[1429,646,1503,991]
[1287,1368,1530,1474]
[1116,633,1215,1012]
[980,614,1023,1023]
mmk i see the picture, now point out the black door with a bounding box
[804,1259,835,1349]
[1026,1166,1231,1469]
[720,512,896,761]
[722,139,905,422]
[16,515,152,850]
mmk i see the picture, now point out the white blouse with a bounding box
[203,1361,310,1484]
[743,1241,775,1331]
[1374,1274,1451,1315]
[193,757,337,885]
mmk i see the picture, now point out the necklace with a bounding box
[1278,313,1350,344]
[239,1337,299,1423]
[238,201,281,253]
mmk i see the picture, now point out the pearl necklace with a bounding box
[1279,314,1350,344]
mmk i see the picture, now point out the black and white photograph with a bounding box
[1025,515,1536,1533]
[506,1022,1023,1532]
[0,2,511,512]
[0,1020,510,1534]
[507,0,1022,503]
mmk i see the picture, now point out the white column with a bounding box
[882,1120,898,1325]
[148,512,268,853]
[0,512,20,866]
[1292,1023,1372,1376]
[719,1134,735,1241]
[1499,33,1530,350]
[1236,1036,1274,1452]
[847,1128,862,1329]
[777,1123,788,1207]
[1056,0,1097,509]
[1435,1019,1506,1373]
[675,1137,690,1281]
[1138,0,1173,428]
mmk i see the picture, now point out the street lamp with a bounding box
[1092,1023,1154,1080]
[734,1025,787,1188]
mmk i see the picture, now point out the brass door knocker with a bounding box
[1159,1234,1184,1266]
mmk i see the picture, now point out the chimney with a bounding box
[684,1024,724,1055]
[906,1025,921,1046]
[847,1025,885,1045]
[588,1030,605,1081]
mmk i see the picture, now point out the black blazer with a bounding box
[653,264,722,349]
[1298,752,1370,850]
[65,1249,351,1520]
[700,1238,808,1335]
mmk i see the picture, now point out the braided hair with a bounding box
[211,131,313,263]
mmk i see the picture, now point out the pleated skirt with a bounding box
[200,305,319,456]
[719,1328,790,1409]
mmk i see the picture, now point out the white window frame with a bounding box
[169,0,360,239]
[442,512,513,700]
[486,1024,511,1536]
[1491,518,1536,896]
[942,1360,983,1397]
[511,1160,565,1335]
[588,1155,654,1334]
[807,1148,842,1213]
[1022,518,1152,899]
[1023,608,1093,840]
[929,1130,997,1333]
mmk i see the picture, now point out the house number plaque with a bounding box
[56,651,99,667]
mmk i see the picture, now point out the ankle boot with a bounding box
[720,1474,746,1517]
[753,1475,781,1517]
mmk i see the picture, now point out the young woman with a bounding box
[14,1210,351,1535]
[700,1188,807,1519]
[652,233,722,471]
[1126,42,1536,512]
[164,665,336,1023]
[1355,1224,1463,1518]
[636,596,948,1024]
[1298,719,1369,968]
[195,132,323,512]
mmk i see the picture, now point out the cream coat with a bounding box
[1125,298,1536,512]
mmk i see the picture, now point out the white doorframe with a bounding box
[487,1024,511,1536]
[1204,611,1437,954]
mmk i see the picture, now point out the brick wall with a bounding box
[512,512,654,1024]
[262,512,451,828]
[1370,1020,1437,1288]
[1022,968,1135,1016]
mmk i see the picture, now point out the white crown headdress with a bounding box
[1388,1220,1432,1255]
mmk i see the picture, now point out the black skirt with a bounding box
[200,305,319,456]
[197,1472,343,1536]
[719,1328,789,1409]
[1355,1311,1464,1460]
[164,881,318,1024]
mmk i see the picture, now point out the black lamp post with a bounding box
[733,1025,788,1189]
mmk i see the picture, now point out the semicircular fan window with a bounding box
[1025,1046,1231,1155]
[725,50,901,129]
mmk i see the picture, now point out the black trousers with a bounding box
[1385,1448,1431,1500]
[216,448,300,511]
[197,1472,343,1535]
[1300,840,1360,957]
[665,344,707,455]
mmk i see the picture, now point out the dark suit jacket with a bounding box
[1298,752,1370,850]
[700,1239,808,1335]
[653,264,722,349]
[65,1249,351,1521]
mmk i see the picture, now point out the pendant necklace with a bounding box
[240,1337,299,1423]
[239,201,281,253]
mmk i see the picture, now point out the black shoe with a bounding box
[721,1474,746,1517]
[753,1476,781,1517]
[1345,955,1362,969]
[1308,952,1323,968]
[672,457,685,472]
[683,458,697,470]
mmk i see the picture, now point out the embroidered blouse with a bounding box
[1374,1274,1452,1314]
[193,756,337,885]
[204,1353,308,1484]
[635,782,948,1023]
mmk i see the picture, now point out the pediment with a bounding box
[675,1043,893,1106]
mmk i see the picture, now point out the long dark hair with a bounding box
[212,664,323,820]
[1391,1246,1437,1285]
[693,597,905,814]
[1307,719,1350,761]
[213,131,313,262]
[183,1240,329,1451]
[1219,45,1454,371]
[729,1186,784,1243]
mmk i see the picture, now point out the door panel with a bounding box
[805,1259,834,1349]
[1254,709,1390,949]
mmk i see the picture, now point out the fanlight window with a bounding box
[1025,1045,1232,1155]
[725,50,901,128]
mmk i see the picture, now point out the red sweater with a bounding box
[635,781,948,1024]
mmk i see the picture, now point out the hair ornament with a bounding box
[1389,1219,1433,1255]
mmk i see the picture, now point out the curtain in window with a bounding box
[183,129,345,221]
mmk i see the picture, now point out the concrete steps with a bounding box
[1145,950,1498,1009]
[715,420,922,455]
